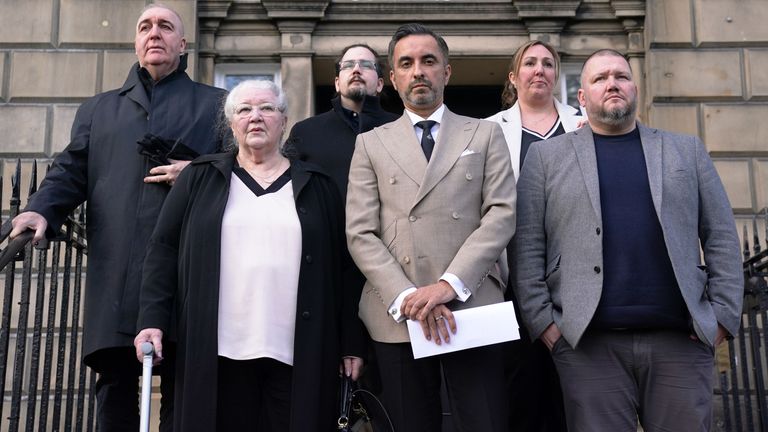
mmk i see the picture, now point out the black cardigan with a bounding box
[138,153,363,432]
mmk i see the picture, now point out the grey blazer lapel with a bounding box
[414,109,472,206]
[572,126,602,220]
[639,123,663,217]
[378,114,427,186]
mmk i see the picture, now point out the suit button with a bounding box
[302,311,311,320]
[451,212,459,219]
[299,207,307,214]
[403,256,411,264]
[409,215,417,222]
[594,266,601,274]
[305,255,313,263]
[465,173,473,180]
[596,227,601,235]
[389,177,396,184]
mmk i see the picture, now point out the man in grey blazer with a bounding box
[346,23,515,432]
[514,48,743,431]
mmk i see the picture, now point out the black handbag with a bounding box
[337,375,394,432]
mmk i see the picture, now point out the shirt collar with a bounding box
[404,104,446,126]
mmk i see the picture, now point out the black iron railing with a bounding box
[718,209,768,432]
[0,155,766,432]
[0,160,94,432]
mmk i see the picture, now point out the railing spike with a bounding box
[11,159,21,208]
[744,223,751,260]
[29,159,38,196]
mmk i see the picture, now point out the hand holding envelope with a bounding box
[407,302,520,359]
[415,304,457,345]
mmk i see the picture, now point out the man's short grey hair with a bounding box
[140,3,185,37]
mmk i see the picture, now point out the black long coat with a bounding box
[138,154,359,432]
[25,58,226,372]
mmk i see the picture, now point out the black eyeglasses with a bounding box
[339,59,377,71]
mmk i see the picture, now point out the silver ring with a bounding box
[435,316,444,321]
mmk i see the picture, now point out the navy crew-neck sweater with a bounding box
[590,128,689,330]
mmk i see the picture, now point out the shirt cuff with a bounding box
[388,287,417,323]
[441,273,471,302]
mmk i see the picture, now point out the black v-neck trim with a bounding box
[233,162,292,197]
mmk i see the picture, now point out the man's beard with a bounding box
[593,96,637,127]
[345,86,366,102]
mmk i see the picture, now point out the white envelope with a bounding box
[407,301,520,359]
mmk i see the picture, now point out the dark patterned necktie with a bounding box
[416,120,437,161]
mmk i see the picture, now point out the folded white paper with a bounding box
[407,301,520,359]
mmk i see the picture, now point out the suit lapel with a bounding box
[377,114,427,186]
[413,109,472,207]
[639,123,663,217]
[572,126,602,220]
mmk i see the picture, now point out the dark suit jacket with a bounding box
[514,123,743,348]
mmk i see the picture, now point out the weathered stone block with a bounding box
[747,49,768,97]
[162,0,197,44]
[713,159,752,210]
[0,0,54,43]
[59,0,144,44]
[0,106,48,154]
[649,104,699,137]
[703,105,768,152]
[10,52,98,99]
[103,51,138,91]
[694,0,768,44]
[649,0,693,44]
[754,159,768,211]
[0,53,5,101]
[214,35,280,53]
[649,50,742,98]
[52,105,80,155]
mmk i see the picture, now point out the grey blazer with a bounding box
[513,123,743,348]
[346,108,517,343]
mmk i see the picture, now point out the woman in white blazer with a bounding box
[487,40,580,432]
[487,40,582,181]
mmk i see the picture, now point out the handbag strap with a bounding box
[350,388,395,432]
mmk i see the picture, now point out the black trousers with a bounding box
[373,341,508,432]
[216,356,293,431]
[503,337,567,432]
[94,346,175,432]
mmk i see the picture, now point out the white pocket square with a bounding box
[460,149,477,157]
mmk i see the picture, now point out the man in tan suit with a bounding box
[346,23,516,432]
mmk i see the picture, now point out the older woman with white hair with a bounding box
[134,79,364,432]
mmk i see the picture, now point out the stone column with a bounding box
[262,0,329,128]
[275,21,316,127]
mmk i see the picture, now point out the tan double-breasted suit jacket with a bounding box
[346,108,517,343]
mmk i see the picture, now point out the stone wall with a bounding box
[646,0,768,235]
[0,0,198,207]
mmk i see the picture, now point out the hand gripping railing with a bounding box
[0,159,95,432]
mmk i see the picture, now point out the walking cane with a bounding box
[139,342,154,432]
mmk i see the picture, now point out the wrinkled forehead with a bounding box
[136,6,184,35]
[585,54,632,76]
